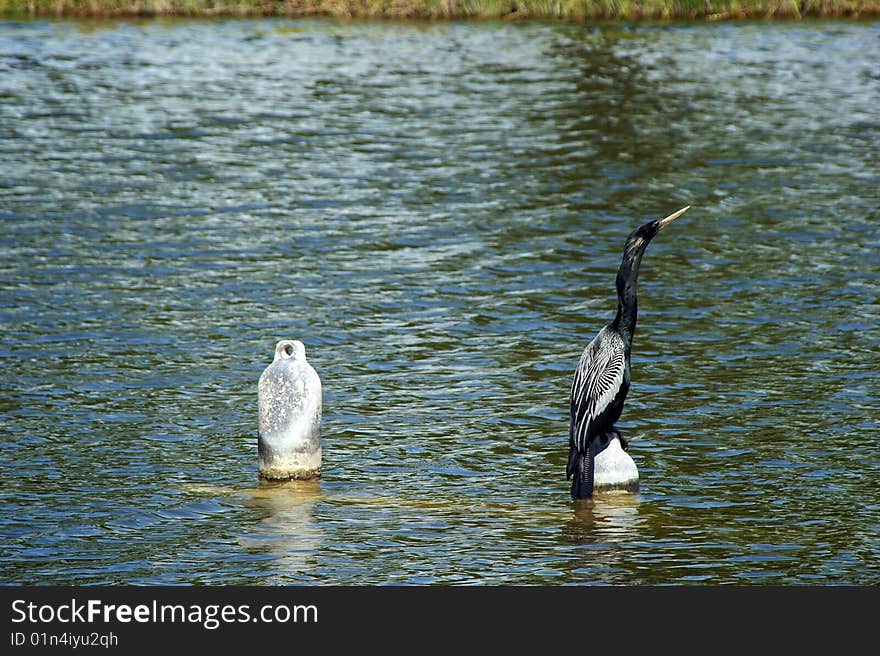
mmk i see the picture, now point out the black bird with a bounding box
[567,206,690,499]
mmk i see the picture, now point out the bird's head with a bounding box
[274,339,306,363]
[622,206,690,264]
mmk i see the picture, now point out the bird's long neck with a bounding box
[611,242,649,344]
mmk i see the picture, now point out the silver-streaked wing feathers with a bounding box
[570,327,626,453]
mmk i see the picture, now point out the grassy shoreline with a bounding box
[2,0,879,20]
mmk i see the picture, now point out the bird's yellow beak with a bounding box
[657,205,690,229]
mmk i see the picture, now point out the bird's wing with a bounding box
[569,330,626,454]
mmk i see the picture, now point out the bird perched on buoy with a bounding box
[567,206,690,499]
[258,340,322,480]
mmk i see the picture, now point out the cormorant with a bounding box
[567,206,690,499]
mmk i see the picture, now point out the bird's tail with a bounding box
[570,440,595,500]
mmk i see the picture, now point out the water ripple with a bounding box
[1,18,879,585]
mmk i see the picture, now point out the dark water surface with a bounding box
[1,18,878,584]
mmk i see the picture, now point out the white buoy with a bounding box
[592,436,639,493]
[257,340,322,480]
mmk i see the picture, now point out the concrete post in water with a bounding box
[258,340,322,480]
[593,435,639,493]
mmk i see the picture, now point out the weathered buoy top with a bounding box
[592,434,639,494]
[257,339,322,480]
[273,339,306,363]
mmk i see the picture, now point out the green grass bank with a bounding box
[1,0,878,20]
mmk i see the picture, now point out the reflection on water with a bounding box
[565,495,641,545]
[238,480,323,581]
[561,495,640,584]
[0,18,878,584]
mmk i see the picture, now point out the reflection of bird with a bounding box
[567,207,689,499]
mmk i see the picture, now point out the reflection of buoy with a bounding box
[593,434,639,493]
[240,480,324,579]
[258,340,322,480]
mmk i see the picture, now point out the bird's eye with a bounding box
[284,345,293,356]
